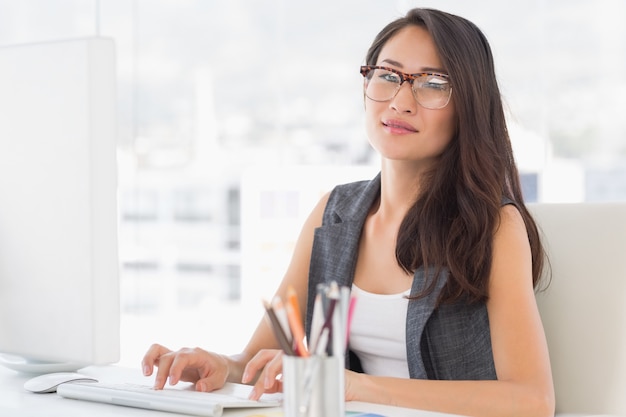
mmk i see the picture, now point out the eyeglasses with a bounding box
[360,65,452,110]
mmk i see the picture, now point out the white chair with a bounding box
[530,203,626,416]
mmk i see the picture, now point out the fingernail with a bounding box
[264,375,272,389]
[197,382,206,392]
[248,387,257,400]
[142,365,150,376]
[241,370,249,383]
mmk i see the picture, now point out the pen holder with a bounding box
[282,355,344,417]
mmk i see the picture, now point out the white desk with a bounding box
[0,364,465,417]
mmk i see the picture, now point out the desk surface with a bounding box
[0,364,466,417]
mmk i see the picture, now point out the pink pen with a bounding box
[345,294,357,348]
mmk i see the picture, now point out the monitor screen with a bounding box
[0,38,120,373]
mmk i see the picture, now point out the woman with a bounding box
[142,8,555,416]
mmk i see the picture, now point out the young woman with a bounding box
[142,8,555,417]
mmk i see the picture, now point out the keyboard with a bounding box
[56,381,282,417]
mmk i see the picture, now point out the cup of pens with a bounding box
[263,282,354,417]
[283,354,344,417]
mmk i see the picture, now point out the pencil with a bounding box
[270,296,293,343]
[285,285,309,357]
[262,299,295,355]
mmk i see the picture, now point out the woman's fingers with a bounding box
[141,343,172,376]
[166,347,197,385]
[261,352,284,391]
[245,349,284,400]
[141,345,229,391]
[242,349,282,383]
[152,350,178,389]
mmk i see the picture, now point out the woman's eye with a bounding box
[423,82,447,91]
[379,72,401,84]
[420,77,449,91]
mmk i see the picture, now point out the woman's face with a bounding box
[364,25,457,170]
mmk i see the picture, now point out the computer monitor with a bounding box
[0,38,120,373]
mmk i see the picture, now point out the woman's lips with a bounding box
[382,119,418,134]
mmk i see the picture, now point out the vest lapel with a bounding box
[406,268,448,379]
[305,174,380,337]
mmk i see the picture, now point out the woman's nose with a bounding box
[389,82,417,114]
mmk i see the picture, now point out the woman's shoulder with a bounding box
[323,175,381,223]
[498,203,526,231]
[330,176,377,197]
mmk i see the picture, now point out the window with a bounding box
[2,0,625,366]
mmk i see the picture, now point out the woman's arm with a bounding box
[142,191,331,393]
[345,205,555,417]
[239,191,332,397]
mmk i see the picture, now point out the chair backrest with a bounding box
[530,203,626,415]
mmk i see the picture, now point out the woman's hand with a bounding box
[241,349,284,400]
[244,355,367,402]
[344,369,365,402]
[141,343,230,392]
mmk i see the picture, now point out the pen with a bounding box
[326,281,341,357]
[314,326,330,356]
[345,294,357,348]
[320,295,337,355]
[339,285,350,342]
[308,292,324,353]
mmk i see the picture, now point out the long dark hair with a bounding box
[365,8,547,304]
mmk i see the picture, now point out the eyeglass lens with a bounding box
[363,67,451,109]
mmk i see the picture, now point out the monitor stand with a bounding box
[0,353,85,374]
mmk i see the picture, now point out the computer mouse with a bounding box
[23,372,98,393]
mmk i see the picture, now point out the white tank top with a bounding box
[349,284,411,378]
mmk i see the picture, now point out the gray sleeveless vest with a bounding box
[304,174,497,380]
